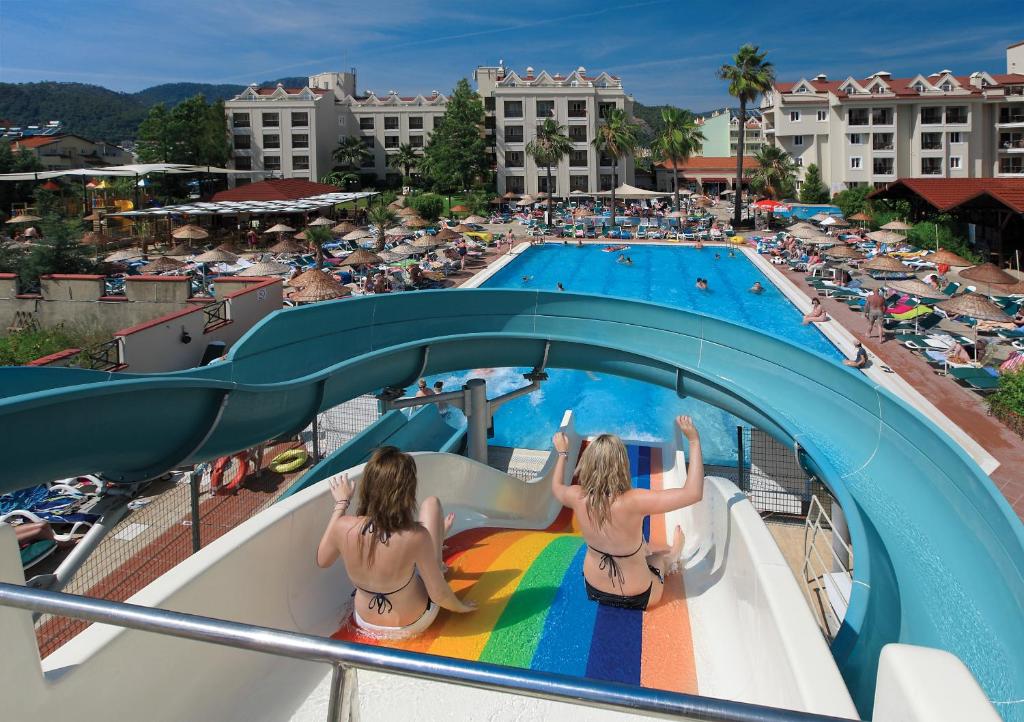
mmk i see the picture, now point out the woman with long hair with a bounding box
[317,446,476,637]
[551,416,704,610]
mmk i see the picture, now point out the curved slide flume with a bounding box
[0,289,1021,719]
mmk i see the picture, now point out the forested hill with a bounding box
[133,77,308,106]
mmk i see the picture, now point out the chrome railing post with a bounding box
[326,664,357,722]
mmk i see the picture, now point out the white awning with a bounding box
[592,183,669,199]
[0,163,263,182]
[110,191,378,217]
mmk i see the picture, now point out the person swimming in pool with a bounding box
[550,416,704,610]
[521,275,533,283]
[695,277,708,290]
[749,281,763,294]
[316,447,476,639]
[557,282,565,291]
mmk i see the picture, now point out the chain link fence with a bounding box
[736,427,832,519]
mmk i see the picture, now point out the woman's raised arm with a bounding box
[625,416,705,516]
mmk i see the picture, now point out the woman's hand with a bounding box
[552,431,569,454]
[675,415,700,441]
[329,473,355,504]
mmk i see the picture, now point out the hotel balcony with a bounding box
[997,110,1024,127]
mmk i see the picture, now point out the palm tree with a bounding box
[717,44,775,227]
[367,204,398,252]
[650,108,705,212]
[388,143,421,186]
[526,118,573,223]
[592,107,638,231]
[746,145,798,200]
[305,226,333,270]
[333,136,371,171]
[320,170,360,189]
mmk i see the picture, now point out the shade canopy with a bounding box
[238,260,293,276]
[404,217,430,229]
[788,222,821,238]
[172,224,209,240]
[6,213,41,224]
[937,293,1011,322]
[803,236,840,246]
[862,255,909,273]
[449,204,469,213]
[291,270,350,303]
[885,279,949,298]
[215,242,240,254]
[411,235,442,249]
[391,243,420,256]
[263,223,296,234]
[385,226,411,237]
[593,183,668,199]
[820,216,849,228]
[141,256,186,273]
[809,212,829,222]
[164,243,193,257]
[194,249,239,264]
[959,262,1018,286]
[464,215,488,224]
[435,227,461,241]
[931,248,973,267]
[881,220,914,231]
[294,231,308,241]
[451,224,474,233]
[849,211,873,222]
[307,217,334,227]
[331,222,359,234]
[339,248,384,267]
[343,229,374,241]
[865,230,906,245]
[502,191,520,199]
[104,249,140,262]
[822,245,864,259]
[268,238,305,254]
[516,195,536,206]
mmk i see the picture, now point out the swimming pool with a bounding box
[421,244,841,465]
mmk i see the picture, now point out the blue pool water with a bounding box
[422,244,841,465]
[774,204,842,220]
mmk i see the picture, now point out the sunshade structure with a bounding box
[194,249,239,264]
[450,204,469,213]
[932,248,973,267]
[516,195,536,206]
[435,227,461,242]
[788,222,821,238]
[80,231,112,246]
[268,238,305,254]
[104,249,140,263]
[822,245,865,260]
[339,248,383,267]
[568,190,591,197]
[502,191,520,199]
[411,235,442,249]
[164,243,193,258]
[885,279,949,299]
[809,212,830,223]
[215,242,240,254]
[378,249,409,263]
[331,222,359,235]
[263,223,296,234]
[820,216,849,228]
[881,220,914,231]
[803,236,840,246]
[0,162,261,182]
[464,215,488,224]
[172,224,209,241]
[110,190,377,218]
[959,262,1018,287]
[140,256,186,273]
[385,226,411,237]
[937,293,1012,360]
[390,242,421,256]
[398,206,419,217]
[404,217,430,229]
[849,212,873,223]
[865,230,906,245]
[307,217,334,227]
[290,270,350,304]
[238,260,293,277]
[593,183,668,199]
[294,231,308,241]
[452,223,475,233]
[343,229,374,241]
[862,255,909,273]
[6,213,41,224]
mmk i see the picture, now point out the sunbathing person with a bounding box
[802,297,828,324]
[549,416,704,610]
[316,447,476,638]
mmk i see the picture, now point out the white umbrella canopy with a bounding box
[263,223,296,234]
[593,183,668,199]
[809,212,830,223]
[307,217,334,227]
[881,220,914,231]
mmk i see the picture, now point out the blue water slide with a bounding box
[0,289,1021,719]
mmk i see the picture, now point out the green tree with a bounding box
[420,79,488,195]
[136,95,229,166]
[650,108,705,212]
[747,145,798,200]
[0,143,45,218]
[367,205,398,252]
[526,118,573,223]
[718,45,775,226]
[333,136,371,171]
[388,143,421,186]
[17,214,96,287]
[321,169,361,189]
[832,185,873,219]
[465,190,491,216]
[592,107,639,226]
[408,193,445,222]
[799,163,829,203]
[305,226,333,270]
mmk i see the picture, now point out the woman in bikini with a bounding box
[316,446,476,638]
[550,416,704,610]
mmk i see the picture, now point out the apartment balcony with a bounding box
[997,111,1024,127]
[920,143,943,151]
[872,142,894,151]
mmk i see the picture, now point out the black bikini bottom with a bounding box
[584,565,664,611]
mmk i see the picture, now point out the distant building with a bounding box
[7,133,133,171]
[694,109,764,158]
[655,156,760,196]
[0,120,65,140]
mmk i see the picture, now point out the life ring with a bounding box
[269,448,308,474]
[211,453,248,494]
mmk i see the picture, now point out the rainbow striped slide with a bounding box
[334,444,697,694]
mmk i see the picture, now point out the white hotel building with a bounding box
[224,64,636,195]
[760,41,1024,192]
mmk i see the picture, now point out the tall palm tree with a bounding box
[526,118,574,223]
[367,204,398,252]
[592,107,638,231]
[333,136,371,171]
[746,145,798,200]
[650,108,705,212]
[320,170,360,189]
[388,143,421,186]
[718,44,775,227]
[305,226,333,270]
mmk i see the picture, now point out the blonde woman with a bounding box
[317,446,476,638]
[551,417,704,610]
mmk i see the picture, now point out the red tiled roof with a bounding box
[658,156,760,172]
[11,135,62,149]
[870,178,1024,214]
[776,73,1024,98]
[253,87,329,96]
[211,178,340,202]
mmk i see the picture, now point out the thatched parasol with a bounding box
[404,217,430,229]
[332,221,359,235]
[931,248,973,267]
[885,279,949,299]
[238,260,293,276]
[862,255,908,273]
[215,242,240,254]
[263,223,296,234]
[378,249,409,263]
[390,242,420,256]
[164,243,193,257]
[503,191,520,199]
[464,215,488,224]
[849,211,873,223]
[809,212,829,223]
[291,270,350,303]
[398,206,419,217]
[172,224,209,240]
[104,249,140,263]
[489,197,503,204]
[343,229,374,241]
[141,256,186,273]
[385,226,410,237]
[410,235,442,249]
[294,230,308,241]
[307,217,334,227]
[435,227,461,241]
[788,222,820,238]
[269,238,305,254]
[339,248,384,267]
[865,230,906,245]
[6,213,42,224]
[881,220,914,231]
[452,223,475,233]
[959,263,1018,287]
[194,249,239,264]
[517,195,536,206]
[822,245,865,259]
[450,204,469,213]
[80,231,112,246]
[937,293,1012,360]
[803,236,839,246]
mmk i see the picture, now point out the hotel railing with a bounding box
[0,582,859,722]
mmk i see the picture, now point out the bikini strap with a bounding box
[357,569,418,615]
[587,541,645,588]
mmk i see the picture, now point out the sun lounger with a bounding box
[20,540,58,570]
[948,367,1000,392]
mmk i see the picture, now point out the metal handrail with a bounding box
[0,582,856,722]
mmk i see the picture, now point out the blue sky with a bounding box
[0,0,1019,109]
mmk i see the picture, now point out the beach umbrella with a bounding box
[332,221,359,235]
[789,222,821,238]
[238,260,293,276]
[41,180,61,192]
[343,229,374,241]
[887,303,936,334]
[959,262,1018,287]
[517,195,536,206]
[849,211,873,223]
[886,278,949,299]
[215,242,240,254]
[435,227,461,241]
[291,270,350,303]
[450,204,469,213]
[391,242,420,256]
[269,238,305,254]
[404,217,430,229]
[937,293,1011,360]
[464,215,488,224]
[104,249,139,263]
[6,213,42,224]
[172,224,209,241]
[263,223,296,234]
[164,243,193,257]
[141,256,186,273]
[307,217,334,227]
[452,223,475,233]
[932,248,973,267]
[503,191,520,199]
[194,249,239,264]
[294,230,308,241]
[803,235,839,246]
[410,235,442,249]
[385,226,410,237]
[862,255,908,273]
[339,248,384,267]
[398,206,419,217]
[809,212,829,223]
[820,216,849,228]
[80,231,112,246]
[822,245,864,259]
[865,230,905,245]
[378,250,408,263]
[489,197,503,204]
[881,220,914,232]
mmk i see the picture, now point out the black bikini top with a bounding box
[587,540,644,587]
[354,521,415,615]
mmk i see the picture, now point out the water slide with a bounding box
[0,289,1021,718]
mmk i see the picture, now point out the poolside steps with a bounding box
[486,445,550,480]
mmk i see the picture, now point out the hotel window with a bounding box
[848,108,869,126]
[949,156,962,170]
[262,112,279,127]
[599,153,614,167]
[817,109,828,121]
[873,158,894,175]
[293,155,310,170]
[999,157,1024,173]
[504,101,523,118]
[536,100,555,117]
[384,135,400,149]
[338,116,346,127]
[233,134,251,150]
[920,107,942,124]
[569,149,588,167]
[484,97,495,111]
[849,133,864,145]
[504,125,524,143]
[940,82,953,92]
[568,101,587,118]
[537,176,555,193]
[570,175,588,192]
[263,155,280,171]
[871,108,893,125]
[384,116,399,130]
[361,136,375,149]
[359,117,374,130]
[598,102,616,119]
[921,132,942,150]
[568,126,587,142]
[505,151,524,168]
[599,174,614,190]
[263,133,280,149]
[949,131,963,144]
[232,112,250,128]
[409,135,423,148]
[292,133,309,149]
[408,116,423,130]
[850,157,862,169]
[793,135,804,146]
[873,133,894,150]
[921,157,942,174]
[505,175,525,193]
[790,111,801,122]
[946,106,968,124]
[291,112,308,127]
[233,155,252,170]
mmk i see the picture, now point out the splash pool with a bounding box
[422,244,842,464]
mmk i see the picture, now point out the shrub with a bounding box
[988,371,1024,437]
[408,192,445,221]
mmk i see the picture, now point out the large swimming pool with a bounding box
[421,244,841,465]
